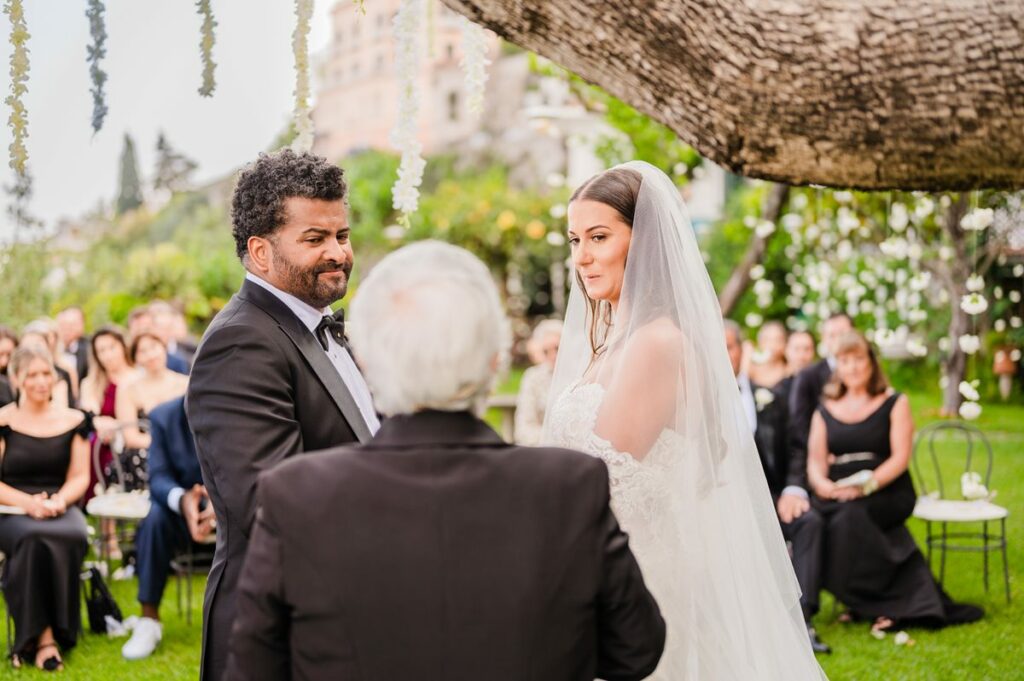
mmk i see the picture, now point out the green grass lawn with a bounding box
[1,387,1020,680]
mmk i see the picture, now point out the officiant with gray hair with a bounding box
[227,241,665,681]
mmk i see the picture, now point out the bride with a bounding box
[544,162,826,680]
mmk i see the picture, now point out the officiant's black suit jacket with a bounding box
[226,410,666,681]
[187,277,373,681]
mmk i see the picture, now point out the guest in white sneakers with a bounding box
[122,396,214,660]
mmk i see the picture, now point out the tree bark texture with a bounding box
[718,183,790,316]
[443,0,1024,190]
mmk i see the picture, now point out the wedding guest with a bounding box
[0,345,91,671]
[127,305,154,340]
[149,301,191,374]
[775,329,818,412]
[725,320,829,653]
[781,313,853,528]
[188,149,377,681]
[785,329,817,378]
[121,396,211,661]
[0,325,16,374]
[748,320,789,388]
[56,306,90,384]
[79,326,134,513]
[172,305,199,365]
[228,241,665,681]
[0,325,17,407]
[514,318,562,445]
[21,321,78,407]
[114,333,188,491]
[807,331,983,632]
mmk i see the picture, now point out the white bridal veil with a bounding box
[544,161,825,679]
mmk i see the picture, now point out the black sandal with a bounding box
[36,642,63,672]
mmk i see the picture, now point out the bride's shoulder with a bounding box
[625,317,684,358]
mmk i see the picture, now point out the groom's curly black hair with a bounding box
[230,148,348,261]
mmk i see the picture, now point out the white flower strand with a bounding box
[290,0,314,152]
[459,17,490,117]
[390,0,427,222]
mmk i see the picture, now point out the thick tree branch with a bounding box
[444,0,1024,190]
[719,183,790,316]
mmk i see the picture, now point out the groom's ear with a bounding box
[247,236,272,274]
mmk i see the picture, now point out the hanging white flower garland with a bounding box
[459,16,490,117]
[290,0,314,152]
[390,0,427,226]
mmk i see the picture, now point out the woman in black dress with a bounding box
[0,345,91,671]
[807,330,982,632]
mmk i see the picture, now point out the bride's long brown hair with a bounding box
[568,167,642,358]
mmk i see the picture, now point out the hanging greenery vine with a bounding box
[196,0,217,97]
[4,0,30,177]
[85,0,108,133]
[290,0,314,151]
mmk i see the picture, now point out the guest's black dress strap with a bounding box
[75,410,95,439]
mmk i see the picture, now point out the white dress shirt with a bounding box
[737,373,758,434]
[246,273,381,435]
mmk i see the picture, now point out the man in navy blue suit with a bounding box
[122,396,213,660]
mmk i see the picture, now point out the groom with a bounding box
[187,149,379,681]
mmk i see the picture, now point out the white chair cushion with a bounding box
[913,497,1009,522]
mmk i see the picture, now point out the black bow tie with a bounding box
[315,310,347,351]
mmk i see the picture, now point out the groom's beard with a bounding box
[272,249,352,309]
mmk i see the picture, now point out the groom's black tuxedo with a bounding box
[226,410,666,681]
[187,277,373,681]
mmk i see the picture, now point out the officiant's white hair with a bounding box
[348,240,511,417]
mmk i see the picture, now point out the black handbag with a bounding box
[83,566,123,634]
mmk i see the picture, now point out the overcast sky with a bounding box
[0,0,336,241]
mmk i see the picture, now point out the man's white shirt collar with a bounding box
[737,372,757,433]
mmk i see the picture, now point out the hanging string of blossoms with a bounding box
[196,0,217,97]
[290,0,314,152]
[4,0,29,177]
[459,17,490,118]
[390,0,426,226]
[956,196,992,420]
[85,0,108,133]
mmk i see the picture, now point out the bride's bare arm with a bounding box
[594,319,683,460]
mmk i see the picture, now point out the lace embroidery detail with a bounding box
[546,383,676,537]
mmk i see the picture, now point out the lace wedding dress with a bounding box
[548,382,822,680]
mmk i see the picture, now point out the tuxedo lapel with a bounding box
[238,280,373,443]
